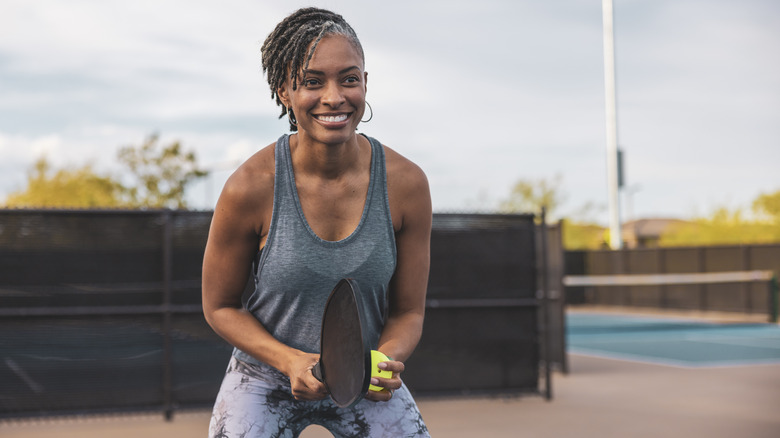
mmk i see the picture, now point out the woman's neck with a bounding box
[289,132,365,180]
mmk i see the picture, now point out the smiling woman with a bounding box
[277,35,367,147]
[201,7,432,438]
[260,8,366,133]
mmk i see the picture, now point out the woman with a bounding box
[202,7,432,437]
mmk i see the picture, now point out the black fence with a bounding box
[405,214,544,396]
[565,244,780,319]
[538,221,567,374]
[0,209,557,419]
[0,210,222,419]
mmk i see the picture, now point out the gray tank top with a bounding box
[233,134,397,367]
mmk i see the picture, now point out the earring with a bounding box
[287,107,297,126]
[361,102,373,123]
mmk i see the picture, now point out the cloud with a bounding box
[0,0,777,219]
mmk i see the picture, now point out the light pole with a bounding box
[602,0,622,249]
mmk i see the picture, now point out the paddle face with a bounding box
[312,278,371,408]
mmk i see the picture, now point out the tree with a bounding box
[498,175,608,249]
[562,219,608,250]
[4,157,128,208]
[117,134,208,209]
[660,206,780,246]
[3,134,209,210]
[498,174,565,218]
[752,190,780,223]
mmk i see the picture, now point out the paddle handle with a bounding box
[311,362,323,382]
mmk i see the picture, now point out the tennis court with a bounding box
[567,311,780,367]
[3,309,780,437]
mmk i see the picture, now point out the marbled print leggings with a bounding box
[209,356,430,438]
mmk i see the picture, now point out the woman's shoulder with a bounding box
[380,141,432,234]
[381,142,429,191]
[219,142,276,211]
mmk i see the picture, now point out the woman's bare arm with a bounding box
[368,146,432,401]
[201,148,326,400]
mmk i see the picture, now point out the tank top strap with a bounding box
[362,134,394,243]
[273,134,296,213]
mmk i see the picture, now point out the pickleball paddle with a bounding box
[311,278,390,408]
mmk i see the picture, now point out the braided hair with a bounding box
[261,8,365,131]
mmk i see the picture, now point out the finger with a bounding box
[311,379,328,395]
[292,384,328,401]
[370,376,402,391]
[303,372,328,395]
[378,360,405,375]
[364,387,393,402]
[291,375,328,400]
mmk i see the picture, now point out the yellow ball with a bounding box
[369,350,392,392]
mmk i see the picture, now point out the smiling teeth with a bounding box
[318,114,348,122]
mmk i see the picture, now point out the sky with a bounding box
[1,0,778,223]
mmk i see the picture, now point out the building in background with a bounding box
[621,218,688,248]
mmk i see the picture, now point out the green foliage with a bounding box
[498,174,607,249]
[660,205,780,246]
[499,174,565,218]
[3,134,209,210]
[4,157,128,208]
[496,175,779,248]
[117,134,208,209]
[752,190,780,223]
[562,219,607,250]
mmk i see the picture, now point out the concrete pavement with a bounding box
[3,353,779,438]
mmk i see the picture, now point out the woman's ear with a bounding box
[277,84,291,108]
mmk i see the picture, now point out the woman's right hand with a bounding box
[286,351,328,401]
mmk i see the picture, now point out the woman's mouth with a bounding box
[315,113,351,123]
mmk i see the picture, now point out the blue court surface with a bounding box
[566,312,780,368]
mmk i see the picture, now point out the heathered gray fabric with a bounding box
[233,134,397,366]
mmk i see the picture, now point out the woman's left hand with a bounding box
[364,359,405,402]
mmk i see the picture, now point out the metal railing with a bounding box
[564,270,779,322]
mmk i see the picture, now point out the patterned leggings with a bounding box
[209,356,430,438]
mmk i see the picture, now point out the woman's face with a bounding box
[279,35,367,146]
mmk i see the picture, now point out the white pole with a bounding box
[602,0,622,249]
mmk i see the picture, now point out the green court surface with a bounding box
[567,312,780,367]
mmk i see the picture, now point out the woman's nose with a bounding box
[321,82,345,107]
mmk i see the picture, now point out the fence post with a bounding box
[554,220,569,375]
[697,248,707,312]
[658,249,667,308]
[770,274,778,324]
[612,248,626,306]
[538,208,552,401]
[742,246,752,313]
[162,210,174,420]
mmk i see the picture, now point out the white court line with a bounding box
[4,358,44,393]
[568,348,700,368]
[571,334,780,351]
[569,350,780,369]
[564,270,775,286]
[569,336,679,344]
[683,336,780,350]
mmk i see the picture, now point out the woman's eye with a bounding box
[303,78,321,87]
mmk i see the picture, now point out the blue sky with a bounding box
[1,0,778,223]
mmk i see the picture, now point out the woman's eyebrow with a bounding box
[303,66,361,76]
